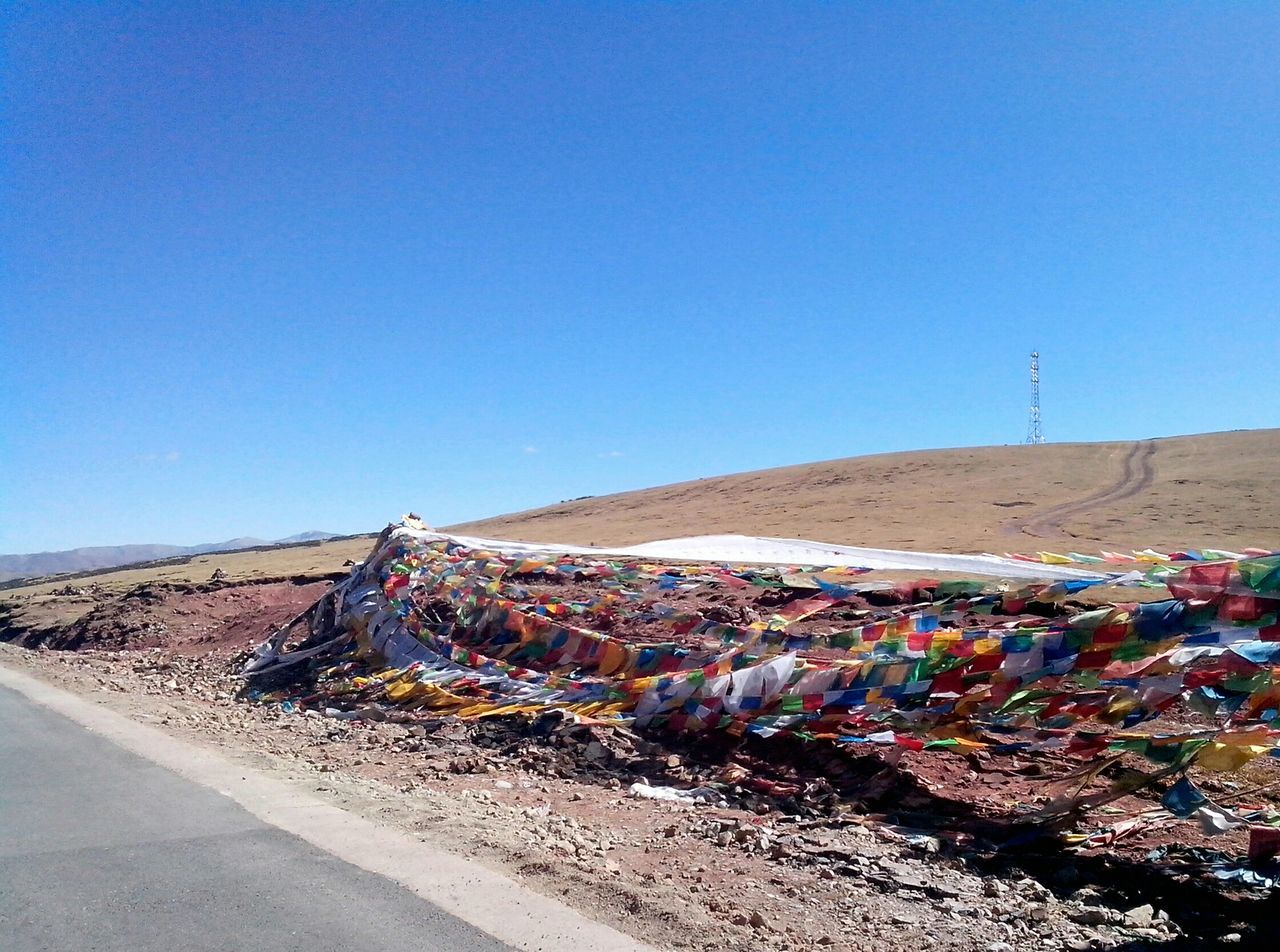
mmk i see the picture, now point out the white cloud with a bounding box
[164,450,181,463]
[522,445,539,455]
[597,450,625,459]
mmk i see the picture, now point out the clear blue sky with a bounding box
[2,3,1277,553]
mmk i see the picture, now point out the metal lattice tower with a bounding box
[1025,350,1045,444]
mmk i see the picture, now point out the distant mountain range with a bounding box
[0,531,341,582]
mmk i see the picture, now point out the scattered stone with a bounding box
[1122,904,1154,929]
[1069,908,1111,926]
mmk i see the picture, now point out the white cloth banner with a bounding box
[397,529,1107,582]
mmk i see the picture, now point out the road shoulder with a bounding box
[0,660,655,952]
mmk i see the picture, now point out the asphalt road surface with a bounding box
[0,684,513,952]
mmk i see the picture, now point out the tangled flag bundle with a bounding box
[247,525,1280,786]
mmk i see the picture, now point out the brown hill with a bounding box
[446,429,1280,555]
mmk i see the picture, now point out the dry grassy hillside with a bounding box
[0,536,379,638]
[447,429,1280,554]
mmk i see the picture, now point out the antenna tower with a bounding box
[1025,350,1045,444]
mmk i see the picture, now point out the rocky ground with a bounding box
[2,578,1277,951]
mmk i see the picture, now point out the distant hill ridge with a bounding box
[8,430,1278,585]
[0,532,340,582]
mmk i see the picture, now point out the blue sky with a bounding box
[2,3,1277,553]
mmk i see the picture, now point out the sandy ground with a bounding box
[447,430,1280,555]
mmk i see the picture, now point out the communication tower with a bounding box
[1026,350,1045,444]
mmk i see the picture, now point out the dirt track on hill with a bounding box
[1010,441,1158,541]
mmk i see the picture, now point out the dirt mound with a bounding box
[19,580,329,654]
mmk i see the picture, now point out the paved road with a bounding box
[0,684,512,952]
